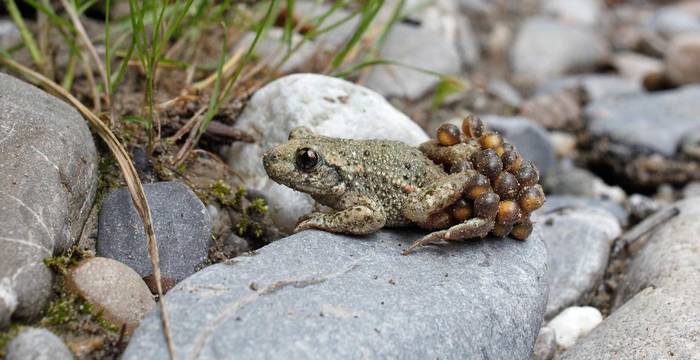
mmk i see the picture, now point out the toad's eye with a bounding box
[295,148,321,171]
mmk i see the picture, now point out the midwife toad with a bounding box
[262,115,545,254]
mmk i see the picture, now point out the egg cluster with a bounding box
[431,115,545,240]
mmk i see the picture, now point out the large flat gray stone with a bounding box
[0,73,97,319]
[561,198,700,359]
[586,85,700,157]
[124,229,549,360]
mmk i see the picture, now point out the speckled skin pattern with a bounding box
[263,119,544,254]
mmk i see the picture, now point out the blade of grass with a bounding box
[4,0,47,73]
[0,55,177,360]
[282,0,295,49]
[328,0,383,72]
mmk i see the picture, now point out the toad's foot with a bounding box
[402,217,494,255]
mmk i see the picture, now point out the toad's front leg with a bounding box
[294,196,387,235]
[402,171,500,254]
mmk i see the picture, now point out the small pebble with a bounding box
[547,306,602,350]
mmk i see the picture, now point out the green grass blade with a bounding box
[4,0,46,70]
[329,0,383,71]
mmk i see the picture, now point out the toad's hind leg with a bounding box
[402,218,494,255]
[402,171,479,224]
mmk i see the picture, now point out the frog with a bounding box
[262,115,545,254]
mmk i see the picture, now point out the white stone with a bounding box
[225,74,428,230]
[547,306,603,350]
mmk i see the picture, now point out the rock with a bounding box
[682,181,700,198]
[97,181,212,284]
[665,33,700,85]
[544,163,626,204]
[65,257,155,333]
[549,132,577,157]
[364,22,462,99]
[0,73,97,319]
[511,17,609,84]
[533,326,557,360]
[235,29,316,73]
[533,205,621,317]
[612,52,665,85]
[124,230,549,359]
[487,79,522,108]
[562,198,700,359]
[0,20,21,49]
[479,115,556,178]
[648,6,700,39]
[6,328,74,360]
[456,15,480,68]
[225,74,428,230]
[539,195,628,228]
[536,75,643,102]
[586,85,700,157]
[542,0,603,26]
[520,90,582,131]
[548,306,602,350]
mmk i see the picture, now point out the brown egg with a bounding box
[462,114,484,139]
[479,132,504,150]
[466,173,491,199]
[449,160,473,173]
[494,172,520,199]
[472,149,503,180]
[437,123,461,146]
[515,161,539,186]
[496,200,522,226]
[474,192,500,219]
[518,184,545,213]
[511,218,533,240]
[501,149,523,172]
[450,199,473,222]
[492,223,514,237]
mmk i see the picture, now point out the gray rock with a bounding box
[235,29,317,73]
[586,85,700,157]
[612,52,665,83]
[456,15,480,68]
[665,33,700,86]
[66,257,155,333]
[544,163,627,203]
[6,328,73,360]
[536,75,643,102]
[224,74,429,231]
[561,198,700,359]
[0,20,21,49]
[480,115,556,178]
[533,206,621,318]
[124,230,549,360]
[511,17,609,84]
[97,181,212,283]
[0,73,97,319]
[648,7,700,39]
[542,0,603,26]
[487,79,523,108]
[364,22,462,100]
[533,326,557,360]
[539,195,628,228]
